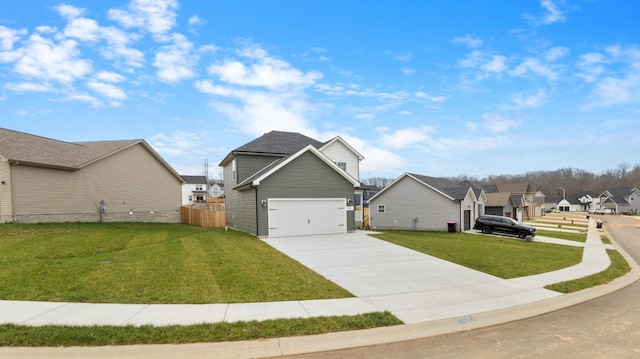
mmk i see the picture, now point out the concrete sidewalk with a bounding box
[1,217,637,359]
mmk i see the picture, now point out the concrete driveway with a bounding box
[264,231,562,324]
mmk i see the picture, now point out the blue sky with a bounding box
[1,0,639,181]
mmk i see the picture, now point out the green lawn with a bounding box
[0,223,351,303]
[371,230,583,278]
[536,229,587,242]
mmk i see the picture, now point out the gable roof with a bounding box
[0,128,183,181]
[234,145,360,190]
[219,131,324,166]
[496,183,536,194]
[182,175,207,184]
[485,192,513,207]
[370,173,476,203]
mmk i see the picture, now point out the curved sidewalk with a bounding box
[1,218,639,358]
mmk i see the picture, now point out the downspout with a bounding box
[9,161,18,222]
[250,183,259,236]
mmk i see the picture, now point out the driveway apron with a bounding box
[264,231,561,324]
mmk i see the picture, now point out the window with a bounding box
[335,161,347,171]
[196,185,203,191]
[377,204,385,213]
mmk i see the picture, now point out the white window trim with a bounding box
[377,204,385,213]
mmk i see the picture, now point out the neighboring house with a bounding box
[599,188,640,214]
[218,130,364,238]
[495,183,539,220]
[484,192,517,218]
[577,191,599,211]
[0,128,183,224]
[209,182,224,198]
[544,197,562,211]
[181,175,208,205]
[367,173,487,232]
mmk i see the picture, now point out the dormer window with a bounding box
[335,161,347,171]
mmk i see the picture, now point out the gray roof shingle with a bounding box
[0,128,141,169]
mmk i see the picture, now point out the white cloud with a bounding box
[12,33,92,84]
[108,0,179,41]
[87,80,127,100]
[393,51,412,62]
[451,35,483,48]
[154,33,196,82]
[584,74,640,108]
[526,0,566,25]
[149,131,203,156]
[509,58,557,80]
[378,126,434,149]
[545,46,569,62]
[55,4,144,68]
[509,89,547,109]
[459,50,508,76]
[401,67,415,75]
[96,71,125,83]
[5,82,54,92]
[415,92,447,102]
[55,3,85,19]
[577,52,606,82]
[540,0,566,25]
[207,46,322,90]
[188,15,206,27]
[356,113,373,119]
[482,113,520,132]
[0,26,27,53]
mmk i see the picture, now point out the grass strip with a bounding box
[371,230,582,279]
[531,221,589,229]
[0,312,402,347]
[536,230,587,242]
[545,249,631,293]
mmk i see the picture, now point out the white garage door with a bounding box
[268,198,347,238]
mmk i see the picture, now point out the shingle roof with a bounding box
[496,183,536,193]
[409,173,470,200]
[219,131,325,166]
[0,128,140,169]
[234,131,323,155]
[485,192,512,207]
[181,175,207,184]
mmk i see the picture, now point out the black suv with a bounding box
[473,215,536,240]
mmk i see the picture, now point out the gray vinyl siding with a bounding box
[369,176,460,231]
[236,154,279,184]
[10,144,181,221]
[0,157,12,223]
[255,151,355,236]
[223,157,258,234]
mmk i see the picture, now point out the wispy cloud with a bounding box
[451,35,483,48]
[525,0,567,25]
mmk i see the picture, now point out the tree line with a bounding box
[362,163,640,199]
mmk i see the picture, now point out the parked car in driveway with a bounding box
[473,215,536,240]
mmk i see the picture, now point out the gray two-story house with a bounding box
[219,131,363,238]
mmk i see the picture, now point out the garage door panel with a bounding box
[268,198,347,238]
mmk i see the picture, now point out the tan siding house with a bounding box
[0,128,183,223]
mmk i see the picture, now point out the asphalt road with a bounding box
[284,215,640,359]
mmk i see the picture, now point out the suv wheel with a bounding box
[518,230,528,239]
[482,226,492,234]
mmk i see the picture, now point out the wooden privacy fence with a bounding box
[180,205,226,228]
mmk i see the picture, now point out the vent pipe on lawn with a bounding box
[98,200,106,223]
